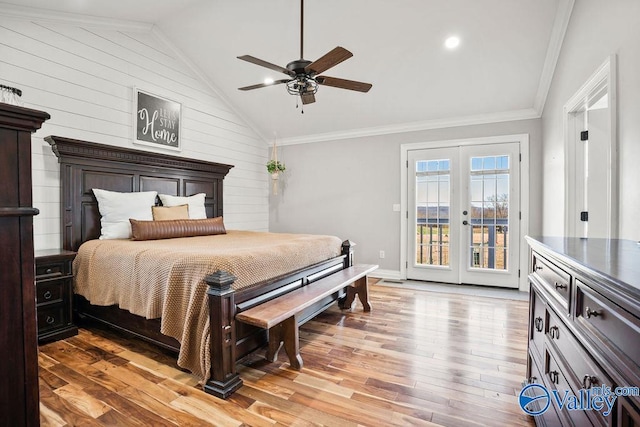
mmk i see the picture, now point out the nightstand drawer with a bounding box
[35,260,71,279]
[36,278,67,304]
[37,303,69,333]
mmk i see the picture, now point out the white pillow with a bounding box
[92,189,157,239]
[158,193,207,219]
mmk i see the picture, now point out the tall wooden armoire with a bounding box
[0,103,50,426]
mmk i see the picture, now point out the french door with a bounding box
[407,143,520,288]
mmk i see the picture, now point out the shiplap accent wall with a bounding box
[0,16,268,250]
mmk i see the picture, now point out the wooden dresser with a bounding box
[525,236,640,427]
[0,104,50,426]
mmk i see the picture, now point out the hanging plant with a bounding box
[268,138,286,195]
[266,159,286,174]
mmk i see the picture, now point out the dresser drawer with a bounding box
[530,285,547,363]
[547,310,614,426]
[575,280,640,381]
[36,278,67,304]
[35,259,71,279]
[545,349,592,427]
[532,253,571,312]
[524,354,563,427]
[37,303,69,333]
[618,398,640,427]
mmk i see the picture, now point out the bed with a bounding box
[46,135,355,399]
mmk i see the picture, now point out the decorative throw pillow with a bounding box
[129,217,226,241]
[152,204,189,221]
[158,193,207,219]
[92,189,157,239]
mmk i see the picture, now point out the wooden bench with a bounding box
[236,264,378,370]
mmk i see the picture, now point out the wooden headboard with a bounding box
[45,136,234,251]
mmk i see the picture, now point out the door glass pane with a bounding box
[468,155,510,270]
[416,159,450,267]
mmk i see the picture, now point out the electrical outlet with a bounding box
[379,250,385,259]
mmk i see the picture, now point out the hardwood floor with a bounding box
[38,282,535,426]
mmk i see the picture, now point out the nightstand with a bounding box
[35,249,78,343]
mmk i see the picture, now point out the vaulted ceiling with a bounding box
[3,0,572,144]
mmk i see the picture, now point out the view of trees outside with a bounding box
[415,154,510,270]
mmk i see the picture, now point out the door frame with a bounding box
[400,133,530,291]
[563,55,618,239]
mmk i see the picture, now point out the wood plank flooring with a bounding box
[38,282,535,426]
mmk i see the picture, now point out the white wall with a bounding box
[541,0,640,239]
[0,16,269,250]
[269,119,542,277]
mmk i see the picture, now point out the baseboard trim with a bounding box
[369,269,402,281]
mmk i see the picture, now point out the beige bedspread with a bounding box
[73,230,342,382]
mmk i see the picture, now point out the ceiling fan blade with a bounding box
[237,55,294,76]
[238,79,290,91]
[316,76,372,93]
[301,92,316,104]
[305,46,353,75]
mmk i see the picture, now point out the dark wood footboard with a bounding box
[204,241,353,398]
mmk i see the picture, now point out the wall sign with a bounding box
[133,88,181,151]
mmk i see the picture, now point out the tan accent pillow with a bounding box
[130,217,226,241]
[152,204,189,221]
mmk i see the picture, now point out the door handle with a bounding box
[462,220,469,225]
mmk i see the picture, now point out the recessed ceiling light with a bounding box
[444,36,461,50]
[264,77,275,85]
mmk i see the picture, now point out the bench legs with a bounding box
[266,315,303,370]
[339,276,371,312]
[264,274,372,370]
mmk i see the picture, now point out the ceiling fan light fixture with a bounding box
[286,78,318,96]
[236,0,372,108]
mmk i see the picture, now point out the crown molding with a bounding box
[0,2,153,32]
[533,0,575,115]
[277,108,540,146]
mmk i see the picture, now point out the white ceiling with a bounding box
[3,0,570,144]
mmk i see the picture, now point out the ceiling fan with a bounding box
[237,0,372,106]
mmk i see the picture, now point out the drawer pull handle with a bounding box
[585,307,601,318]
[45,268,53,274]
[535,265,543,271]
[549,370,559,385]
[534,316,544,332]
[554,282,567,290]
[549,326,559,339]
[582,375,597,389]
[46,316,55,325]
[43,290,52,300]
